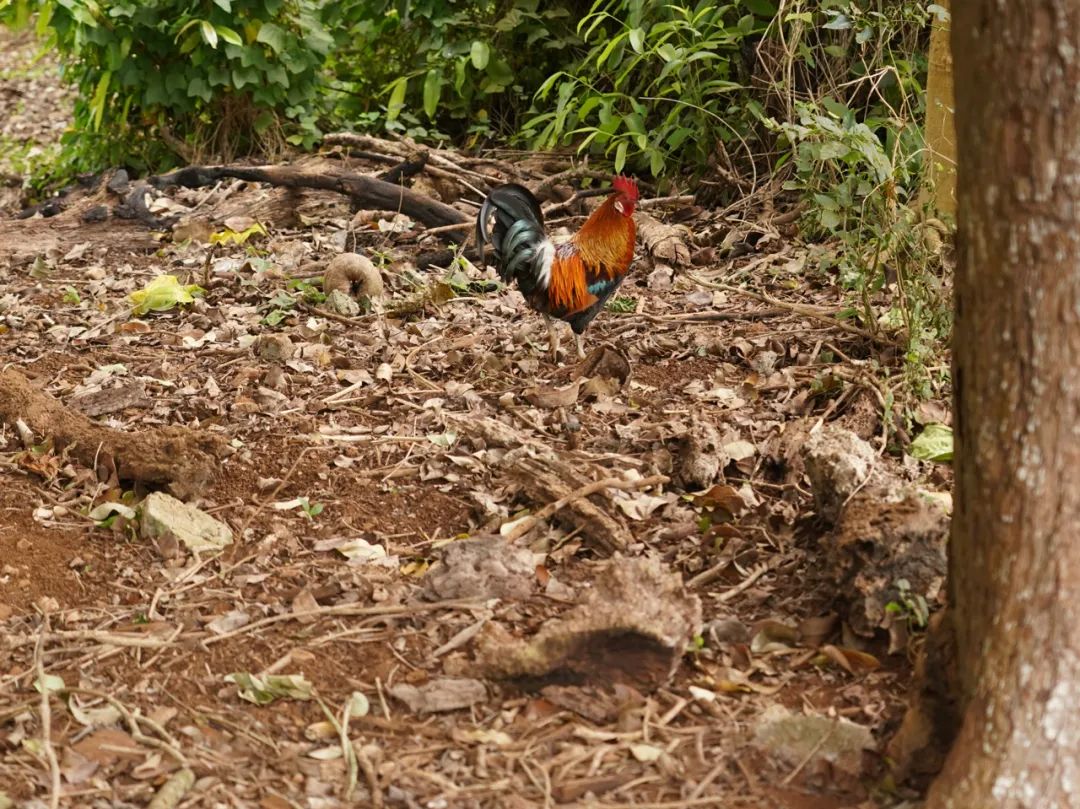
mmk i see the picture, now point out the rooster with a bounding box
[475,175,638,361]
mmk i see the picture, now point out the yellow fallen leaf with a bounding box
[209,222,267,246]
[129,275,205,316]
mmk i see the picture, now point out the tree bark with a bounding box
[927,0,1080,805]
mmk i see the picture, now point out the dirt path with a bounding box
[0,29,946,809]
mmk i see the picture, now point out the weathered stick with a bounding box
[152,163,469,228]
[503,469,668,548]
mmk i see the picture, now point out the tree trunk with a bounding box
[926,0,1080,805]
[919,0,956,216]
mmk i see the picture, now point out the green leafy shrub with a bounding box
[521,1,769,177]
[320,1,584,142]
[4,0,333,174]
[778,99,950,396]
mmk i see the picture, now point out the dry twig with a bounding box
[503,474,668,542]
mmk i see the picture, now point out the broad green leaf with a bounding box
[212,0,231,10]
[650,149,665,177]
[35,673,66,695]
[256,22,287,53]
[910,424,953,462]
[470,40,489,70]
[422,70,441,118]
[129,276,206,316]
[209,222,266,245]
[386,77,407,121]
[89,70,111,132]
[614,140,628,173]
[348,692,370,717]
[741,0,777,15]
[216,25,243,46]
[628,27,645,53]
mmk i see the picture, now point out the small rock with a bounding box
[802,427,878,524]
[256,334,295,362]
[325,289,360,317]
[106,169,130,195]
[81,205,108,223]
[140,492,233,553]
[422,537,542,601]
[389,678,487,714]
[753,705,874,778]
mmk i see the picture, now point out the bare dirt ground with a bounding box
[0,28,950,809]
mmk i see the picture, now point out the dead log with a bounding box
[377,151,429,185]
[151,163,469,229]
[634,211,692,266]
[0,369,221,495]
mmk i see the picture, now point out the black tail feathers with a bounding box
[475,184,548,286]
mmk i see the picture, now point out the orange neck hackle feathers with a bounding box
[572,175,638,274]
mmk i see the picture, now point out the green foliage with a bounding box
[909,423,953,462]
[320,1,583,142]
[522,1,764,177]
[4,0,333,174]
[606,295,637,313]
[778,98,951,394]
[885,578,930,628]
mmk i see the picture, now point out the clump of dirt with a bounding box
[477,555,701,690]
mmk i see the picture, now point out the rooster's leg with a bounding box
[546,316,560,363]
[574,333,586,360]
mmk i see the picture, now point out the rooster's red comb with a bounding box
[612,174,639,201]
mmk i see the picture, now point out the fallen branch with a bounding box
[152,163,469,229]
[376,151,429,185]
[0,368,220,493]
[632,308,792,324]
[503,472,668,543]
[35,618,61,809]
[323,132,498,186]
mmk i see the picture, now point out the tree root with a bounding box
[0,368,221,495]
